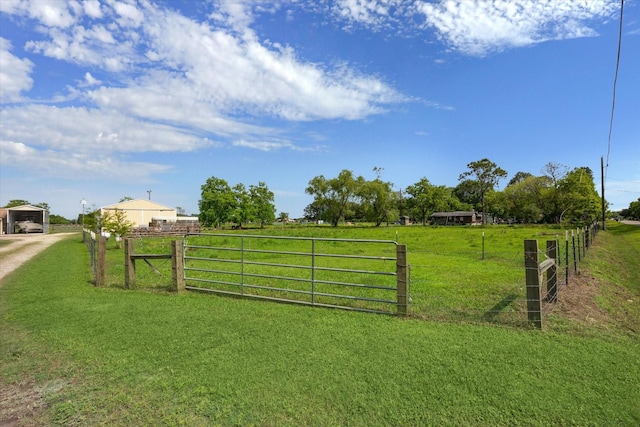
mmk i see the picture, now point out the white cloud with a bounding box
[0,0,77,27]
[0,139,172,181]
[332,0,404,30]
[24,21,137,72]
[111,0,144,27]
[0,0,406,183]
[0,104,216,154]
[232,138,321,152]
[82,0,103,19]
[141,5,406,121]
[0,38,34,102]
[9,1,404,120]
[0,103,218,180]
[414,0,618,56]
[326,0,618,55]
[84,72,101,86]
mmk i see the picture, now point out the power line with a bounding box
[605,0,625,184]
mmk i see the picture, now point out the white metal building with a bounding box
[100,199,177,228]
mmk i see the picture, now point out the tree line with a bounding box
[197,158,607,228]
[5,157,630,229]
[198,178,276,228]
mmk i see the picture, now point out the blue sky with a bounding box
[1,0,638,220]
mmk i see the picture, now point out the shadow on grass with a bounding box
[484,293,519,321]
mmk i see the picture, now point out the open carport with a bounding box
[3,205,49,234]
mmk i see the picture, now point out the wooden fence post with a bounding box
[171,239,185,292]
[546,240,558,303]
[96,236,106,287]
[396,244,408,316]
[524,239,542,329]
[124,238,135,289]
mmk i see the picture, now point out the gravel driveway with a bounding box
[0,233,76,283]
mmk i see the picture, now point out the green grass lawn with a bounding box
[100,224,589,325]
[1,226,639,425]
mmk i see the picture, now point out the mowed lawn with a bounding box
[1,227,639,426]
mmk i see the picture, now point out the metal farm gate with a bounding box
[182,233,409,315]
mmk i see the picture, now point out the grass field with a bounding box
[1,223,639,425]
[99,224,593,325]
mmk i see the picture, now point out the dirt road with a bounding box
[0,233,76,283]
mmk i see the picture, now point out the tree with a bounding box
[119,196,134,203]
[49,214,72,224]
[502,175,551,223]
[102,208,134,248]
[305,170,361,226]
[507,171,533,187]
[557,167,602,225]
[3,199,30,208]
[230,183,253,228]
[199,177,236,228]
[405,177,443,225]
[453,180,482,211]
[303,201,324,222]
[250,182,276,228]
[357,177,398,226]
[627,198,640,219]
[278,212,289,223]
[354,168,398,226]
[405,178,433,225]
[459,158,507,225]
[406,179,463,225]
[540,162,569,223]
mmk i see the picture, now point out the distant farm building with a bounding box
[430,211,480,226]
[1,205,49,234]
[99,199,199,236]
[100,199,177,228]
[399,215,411,225]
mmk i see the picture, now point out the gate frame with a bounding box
[181,233,409,315]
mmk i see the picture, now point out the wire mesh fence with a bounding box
[407,247,529,327]
[80,223,600,328]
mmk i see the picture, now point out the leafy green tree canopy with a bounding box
[3,199,31,208]
[459,158,507,225]
[102,209,134,247]
[305,169,362,227]
[199,177,236,228]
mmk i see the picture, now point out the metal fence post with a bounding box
[124,238,135,289]
[565,231,569,287]
[524,239,542,329]
[96,236,107,287]
[171,239,185,292]
[396,244,408,316]
[546,240,558,303]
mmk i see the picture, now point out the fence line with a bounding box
[80,223,600,328]
[523,222,599,328]
[82,229,106,286]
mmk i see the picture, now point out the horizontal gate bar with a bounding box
[184,286,393,314]
[184,281,396,304]
[184,269,396,291]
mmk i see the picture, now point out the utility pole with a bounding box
[601,157,606,230]
[147,190,152,200]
